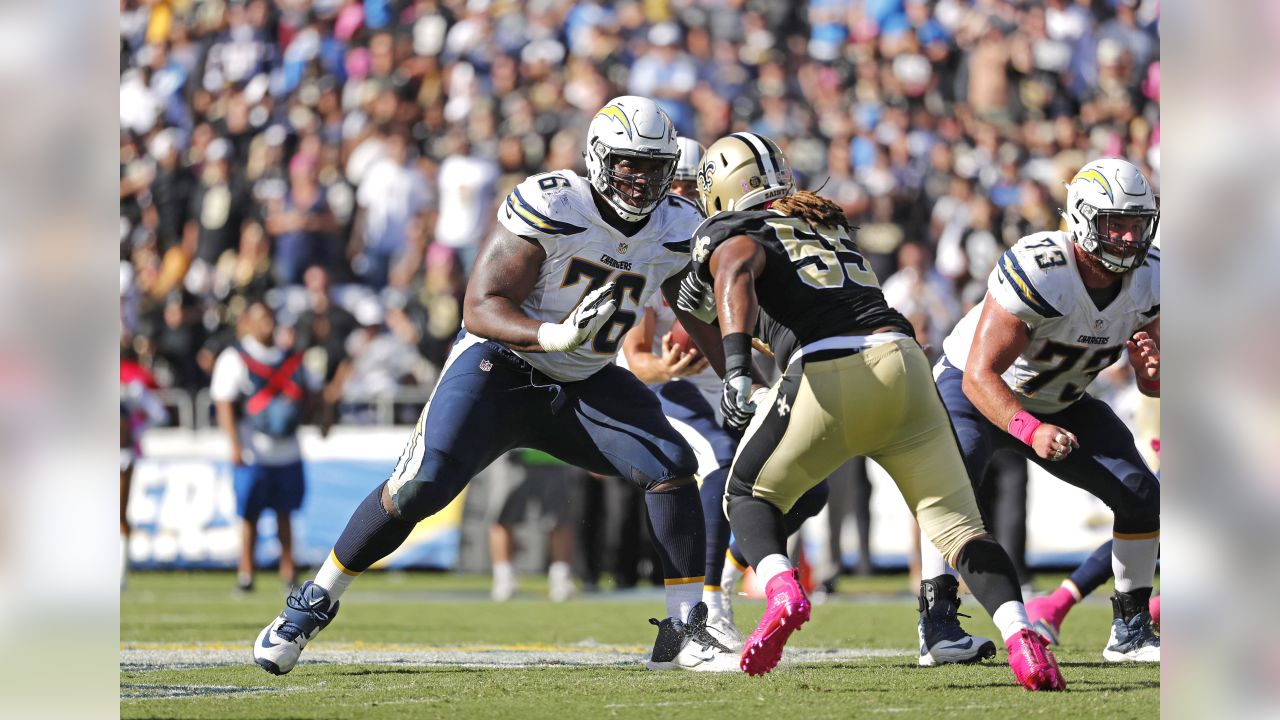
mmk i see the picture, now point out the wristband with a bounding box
[1006,410,1041,446]
[723,332,752,379]
[1136,376,1160,394]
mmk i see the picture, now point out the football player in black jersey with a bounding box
[676,132,1064,690]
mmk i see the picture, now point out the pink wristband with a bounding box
[1007,410,1041,446]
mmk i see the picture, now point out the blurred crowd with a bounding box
[119,0,1160,423]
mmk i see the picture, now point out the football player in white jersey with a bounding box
[918,157,1161,664]
[619,137,830,649]
[253,96,742,675]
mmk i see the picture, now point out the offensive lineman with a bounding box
[918,158,1161,663]
[679,132,1064,689]
[252,97,740,675]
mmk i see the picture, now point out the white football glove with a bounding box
[676,272,718,324]
[537,281,617,352]
[720,370,758,432]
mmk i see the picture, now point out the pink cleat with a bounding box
[1025,589,1074,645]
[1149,595,1160,632]
[740,569,811,676]
[1006,629,1067,691]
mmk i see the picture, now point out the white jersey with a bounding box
[491,170,701,382]
[942,231,1160,414]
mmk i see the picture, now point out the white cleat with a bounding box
[253,581,339,675]
[645,602,741,672]
[707,612,744,652]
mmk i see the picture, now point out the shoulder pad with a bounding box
[658,194,705,255]
[690,211,769,282]
[989,234,1069,325]
[1135,245,1160,319]
[497,172,589,241]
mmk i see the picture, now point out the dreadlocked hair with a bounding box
[771,191,852,232]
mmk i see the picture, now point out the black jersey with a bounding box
[691,210,914,357]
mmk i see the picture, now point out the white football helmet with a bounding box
[584,96,680,222]
[673,137,705,181]
[1063,158,1159,273]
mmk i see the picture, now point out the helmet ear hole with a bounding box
[714,197,722,212]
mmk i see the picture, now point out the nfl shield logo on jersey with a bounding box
[479,359,493,372]
[618,242,629,254]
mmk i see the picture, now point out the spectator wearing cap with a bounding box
[147,129,195,255]
[337,296,431,422]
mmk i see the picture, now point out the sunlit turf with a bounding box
[121,571,1157,719]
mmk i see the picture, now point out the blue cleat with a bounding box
[253,581,340,675]
[917,575,997,666]
[1102,592,1160,662]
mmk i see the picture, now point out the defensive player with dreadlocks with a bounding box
[677,132,1064,689]
[622,136,830,648]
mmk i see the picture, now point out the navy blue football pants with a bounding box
[935,358,1159,535]
[386,334,698,522]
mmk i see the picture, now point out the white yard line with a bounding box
[121,642,911,672]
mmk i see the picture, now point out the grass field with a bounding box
[121,571,1158,719]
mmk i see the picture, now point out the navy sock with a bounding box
[700,467,731,584]
[1068,540,1114,598]
[725,494,787,569]
[728,541,748,571]
[645,482,706,581]
[332,482,417,573]
[954,537,1024,618]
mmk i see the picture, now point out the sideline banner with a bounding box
[126,428,465,570]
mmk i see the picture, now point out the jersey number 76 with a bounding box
[559,257,646,354]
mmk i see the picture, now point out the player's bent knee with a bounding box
[1113,472,1160,534]
[629,443,698,491]
[389,451,472,523]
[648,475,695,492]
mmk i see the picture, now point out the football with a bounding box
[668,320,700,358]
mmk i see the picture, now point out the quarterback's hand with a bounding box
[1126,331,1159,382]
[537,282,617,352]
[1031,423,1078,462]
[720,370,758,432]
[676,272,718,324]
[657,333,709,381]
